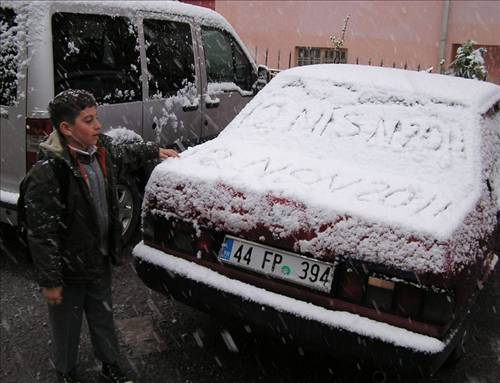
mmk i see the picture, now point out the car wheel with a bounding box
[116,182,141,248]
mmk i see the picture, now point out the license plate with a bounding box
[219,236,334,292]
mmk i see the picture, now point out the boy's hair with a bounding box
[48,89,96,130]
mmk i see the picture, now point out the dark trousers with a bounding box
[47,261,119,373]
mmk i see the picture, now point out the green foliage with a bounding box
[448,40,487,81]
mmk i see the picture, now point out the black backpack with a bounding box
[16,159,69,258]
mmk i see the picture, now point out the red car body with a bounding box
[134,65,500,375]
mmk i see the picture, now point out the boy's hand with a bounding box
[159,148,179,160]
[42,287,63,305]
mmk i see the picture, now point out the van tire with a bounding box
[116,182,141,248]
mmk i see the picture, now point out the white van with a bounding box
[0,1,268,242]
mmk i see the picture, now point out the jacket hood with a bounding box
[38,130,83,177]
[39,130,66,159]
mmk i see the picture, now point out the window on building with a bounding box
[52,13,141,104]
[0,7,18,106]
[323,48,347,64]
[297,47,320,66]
[296,46,347,66]
[201,27,253,91]
[144,18,196,99]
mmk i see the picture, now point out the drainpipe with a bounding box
[438,0,450,73]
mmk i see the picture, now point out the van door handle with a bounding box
[182,104,198,112]
[205,100,220,109]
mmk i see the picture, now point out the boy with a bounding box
[21,89,178,383]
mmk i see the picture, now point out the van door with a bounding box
[198,26,256,142]
[141,16,202,150]
[0,6,27,225]
[51,12,143,136]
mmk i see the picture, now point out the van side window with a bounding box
[52,13,141,104]
[201,27,253,91]
[144,19,195,98]
[0,7,18,106]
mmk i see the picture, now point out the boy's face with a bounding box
[60,106,101,150]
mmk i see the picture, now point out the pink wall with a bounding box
[181,0,215,10]
[447,1,500,83]
[216,0,500,82]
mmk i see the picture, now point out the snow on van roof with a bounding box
[4,0,229,28]
[3,0,238,45]
[146,65,499,275]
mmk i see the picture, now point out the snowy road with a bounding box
[1,225,499,383]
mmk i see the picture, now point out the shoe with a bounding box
[56,370,82,383]
[100,363,133,383]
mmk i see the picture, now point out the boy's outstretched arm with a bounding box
[100,135,178,177]
[159,148,179,160]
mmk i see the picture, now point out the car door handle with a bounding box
[182,104,198,112]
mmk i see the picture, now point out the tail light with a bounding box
[145,215,222,261]
[172,230,196,254]
[142,214,156,243]
[165,220,196,254]
[338,266,365,302]
[336,262,455,327]
[366,276,395,313]
[421,289,455,325]
[395,283,423,318]
[194,231,216,259]
[26,118,53,171]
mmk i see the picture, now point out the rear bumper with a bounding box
[133,242,463,375]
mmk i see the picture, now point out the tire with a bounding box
[0,222,32,263]
[116,182,142,248]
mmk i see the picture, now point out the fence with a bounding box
[254,46,434,75]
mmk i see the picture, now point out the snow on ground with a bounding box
[146,65,500,275]
[134,242,446,353]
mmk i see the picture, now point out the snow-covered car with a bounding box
[134,64,500,374]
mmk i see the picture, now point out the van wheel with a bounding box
[117,182,141,248]
[371,369,388,383]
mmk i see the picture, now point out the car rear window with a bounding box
[234,75,475,187]
[0,7,18,106]
[52,12,141,104]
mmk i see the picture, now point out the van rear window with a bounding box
[143,18,196,98]
[52,12,141,104]
[0,7,18,106]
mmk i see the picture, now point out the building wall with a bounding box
[215,0,500,83]
[182,0,215,10]
[447,1,500,83]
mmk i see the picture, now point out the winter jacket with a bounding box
[22,131,159,287]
